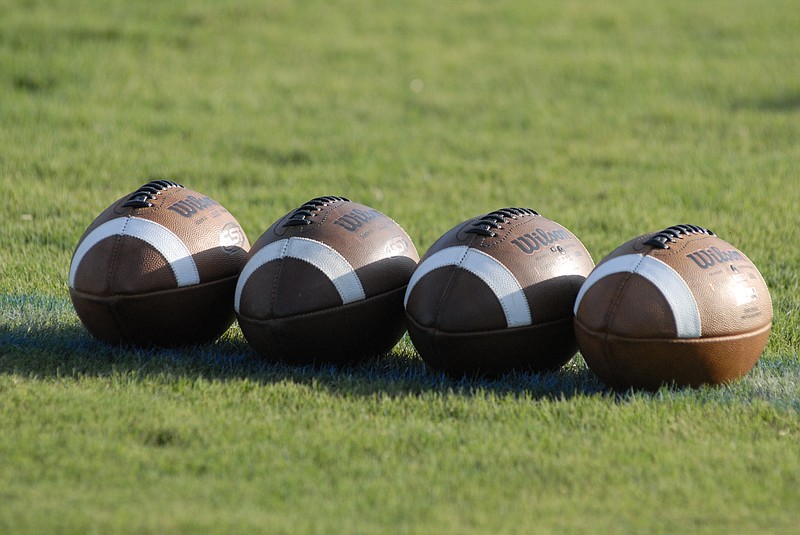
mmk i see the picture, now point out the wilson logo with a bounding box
[686,247,745,269]
[511,227,571,254]
[333,208,383,232]
[167,196,220,218]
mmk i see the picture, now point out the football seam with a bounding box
[318,204,334,224]
[269,240,291,319]
[406,311,572,337]
[106,218,130,293]
[604,255,645,336]
[237,284,408,323]
[574,316,772,342]
[107,217,129,338]
[473,215,539,249]
[601,255,644,384]
[69,273,240,299]
[69,274,237,346]
[143,186,180,214]
[432,246,471,330]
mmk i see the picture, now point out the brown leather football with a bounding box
[235,196,419,364]
[574,224,772,390]
[404,208,595,377]
[69,180,250,346]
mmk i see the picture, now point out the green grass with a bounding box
[1,0,799,533]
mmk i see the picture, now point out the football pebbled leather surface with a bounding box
[69,180,250,346]
[404,208,595,377]
[235,196,419,364]
[574,224,772,389]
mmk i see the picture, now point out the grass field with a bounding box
[1,0,799,533]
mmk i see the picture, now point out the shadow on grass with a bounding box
[732,92,800,112]
[0,293,607,400]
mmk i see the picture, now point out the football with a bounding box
[235,196,419,365]
[69,180,250,346]
[404,208,595,377]
[573,224,772,390]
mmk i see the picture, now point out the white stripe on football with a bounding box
[404,245,532,328]
[69,216,201,289]
[235,237,366,312]
[574,254,702,338]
